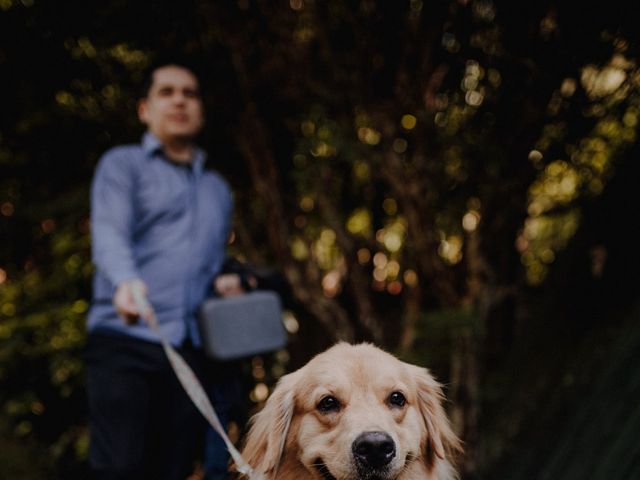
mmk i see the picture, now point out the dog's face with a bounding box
[241,343,462,480]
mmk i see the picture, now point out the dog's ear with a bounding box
[241,370,299,478]
[411,366,463,469]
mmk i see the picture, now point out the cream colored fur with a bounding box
[240,343,462,480]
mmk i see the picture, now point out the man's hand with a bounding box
[114,279,148,325]
[214,273,245,297]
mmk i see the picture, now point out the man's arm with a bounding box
[91,150,146,323]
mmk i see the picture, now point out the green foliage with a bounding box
[0,419,51,480]
[487,306,640,480]
[400,306,480,372]
[0,203,91,476]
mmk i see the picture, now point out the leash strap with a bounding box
[130,283,263,480]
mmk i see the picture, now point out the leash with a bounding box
[130,283,263,480]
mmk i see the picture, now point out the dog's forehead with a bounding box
[304,343,407,385]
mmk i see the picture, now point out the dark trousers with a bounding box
[85,332,207,480]
[202,369,249,480]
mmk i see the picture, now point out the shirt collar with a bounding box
[141,131,206,175]
[142,131,163,157]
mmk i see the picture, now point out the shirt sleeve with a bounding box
[224,182,234,244]
[210,175,235,280]
[90,149,139,287]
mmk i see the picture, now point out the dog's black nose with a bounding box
[352,431,396,469]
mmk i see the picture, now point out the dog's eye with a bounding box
[388,391,406,407]
[317,395,341,413]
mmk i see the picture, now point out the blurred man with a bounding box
[86,61,240,480]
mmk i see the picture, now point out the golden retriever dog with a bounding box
[240,343,462,480]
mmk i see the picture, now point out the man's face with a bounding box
[138,65,204,144]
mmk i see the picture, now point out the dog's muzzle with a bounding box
[315,459,337,480]
[352,431,396,471]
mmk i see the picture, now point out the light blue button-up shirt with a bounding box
[88,132,233,346]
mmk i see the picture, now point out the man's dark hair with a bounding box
[139,57,203,98]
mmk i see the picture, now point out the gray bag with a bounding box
[198,290,287,361]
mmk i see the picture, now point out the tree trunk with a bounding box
[316,184,384,343]
[398,282,422,354]
[449,327,479,479]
